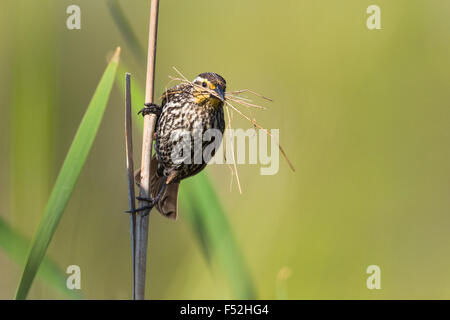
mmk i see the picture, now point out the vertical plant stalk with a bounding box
[124,73,136,299]
[135,0,160,300]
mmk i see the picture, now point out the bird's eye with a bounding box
[202,82,207,88]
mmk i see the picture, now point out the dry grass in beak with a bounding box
[224,99,295,172]
[225,104,242,194]
[228,89,273,102]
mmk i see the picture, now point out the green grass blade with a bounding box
[107,0,146,62]
[0,217,82,299]
[115,67,256,299]
[180,173,256,299]
[14,47,121,300]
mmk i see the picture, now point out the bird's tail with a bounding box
[135,155,179,220]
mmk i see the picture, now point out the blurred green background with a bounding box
[1,0,449,299]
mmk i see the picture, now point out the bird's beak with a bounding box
[212,86,225,102]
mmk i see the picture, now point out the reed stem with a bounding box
[135,0,160,300]
[124,73,136,299]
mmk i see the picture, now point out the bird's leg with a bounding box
[138,102,161,117]
[136,183,166,208]
[125,178,167,216]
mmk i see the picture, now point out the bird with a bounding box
[133,72,226,220]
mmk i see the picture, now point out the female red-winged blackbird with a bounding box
[134,72,226,220]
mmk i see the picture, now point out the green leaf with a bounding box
[0,216,82,299]
[107,0,146,62]
[14,47,121,300]
[115,66,256,299]
[180,173,256,299]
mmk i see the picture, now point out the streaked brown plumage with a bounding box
[136,72,226,220]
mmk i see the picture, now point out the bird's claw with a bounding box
[136,196,156,204]
[138,103,161,117]
[125,206,152,216]
[124,196,157,216]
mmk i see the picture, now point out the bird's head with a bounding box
[192,72,226,108]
